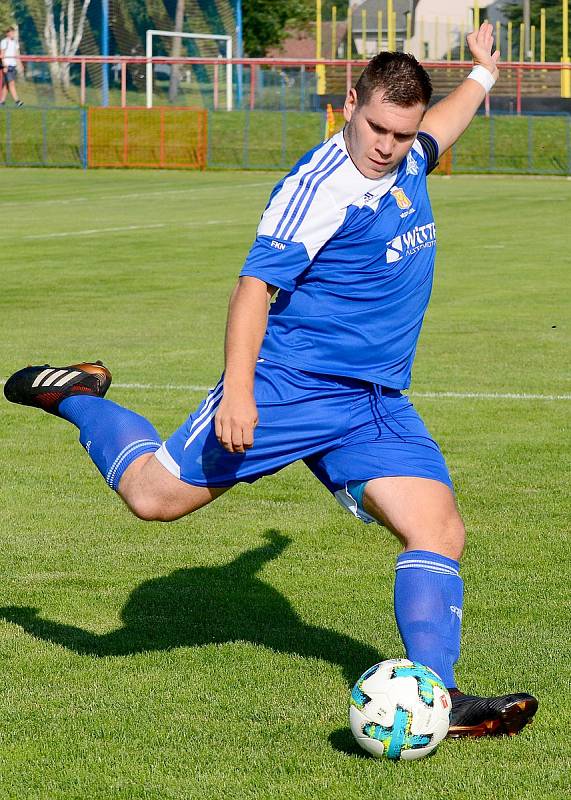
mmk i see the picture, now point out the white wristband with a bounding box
[467,65,496,94]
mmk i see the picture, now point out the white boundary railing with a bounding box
[145,30,233,110]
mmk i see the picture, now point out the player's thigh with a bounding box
[119,452,229,521]
[362,476,465,558]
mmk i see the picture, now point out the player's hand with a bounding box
[467,22,500,82]
[214,389,258,454]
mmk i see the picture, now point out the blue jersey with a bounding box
[240,130,439,389]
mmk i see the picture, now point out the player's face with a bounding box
[343,88,425,179]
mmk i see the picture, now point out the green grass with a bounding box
[0,169,569,799]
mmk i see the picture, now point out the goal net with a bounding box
[146,30,233,110]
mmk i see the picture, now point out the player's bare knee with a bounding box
[123,494,180,522]
[443,514,466,560]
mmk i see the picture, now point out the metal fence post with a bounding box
[527,116,533,172]
[42,109,48,165]
[243,108,250,168]
[81,107,88,169]
[281,109,287,168]
[567,116,571,176]
[6,108,11,165]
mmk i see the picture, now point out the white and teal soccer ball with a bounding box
[349,658,451,760]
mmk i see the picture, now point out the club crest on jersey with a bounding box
[390,186,412,210]
[406,151,419,175]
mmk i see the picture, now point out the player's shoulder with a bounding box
[411,132,439,174]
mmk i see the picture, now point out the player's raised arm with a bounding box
[420,22,499,156]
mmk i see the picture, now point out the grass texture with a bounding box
[0,169,569,799]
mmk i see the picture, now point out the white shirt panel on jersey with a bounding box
[1,38,19,66]
[257,131,399,261]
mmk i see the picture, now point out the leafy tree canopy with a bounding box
[502,0,567,61]
[243,0,313,57]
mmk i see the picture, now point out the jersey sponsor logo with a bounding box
[386,222,436,263]
[450,605,463,621]
[406,151,419,176]
[390,186,412,210]
[270,239,286,251]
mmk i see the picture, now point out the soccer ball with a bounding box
[349,658,451,760]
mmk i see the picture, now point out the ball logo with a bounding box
[390,186,412,210]
[386,235,403,263]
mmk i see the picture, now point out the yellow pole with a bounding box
[474,1,480,29]
[331,5,337,59]
[507,20,513,61]
[392,11,397,49]
[362,8,367,58]
[460,23,465,61]
[519,22,525,62]
[347,6,352,60]
[540,8,546,62]
[387,0,394,50]
[406,11,411,51]
[495,20,501,55]
[316,0,326,95]
[377,10,383,52]
[563,0,570,97]
[530,24,536,61]
[316,0,322,58]
[446,17,451,63]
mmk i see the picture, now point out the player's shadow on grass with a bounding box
[0,530,382,687]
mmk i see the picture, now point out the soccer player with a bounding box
[0,27,23,107]
[5,24,537,738]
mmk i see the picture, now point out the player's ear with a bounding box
[343,88,358,123]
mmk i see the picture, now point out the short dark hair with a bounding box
[354,52,432,108]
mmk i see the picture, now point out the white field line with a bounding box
[1,181,274,209]
[25,223,166,239]
[24,218,244,240]
[0,378,569,401]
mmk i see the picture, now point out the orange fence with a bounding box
[87,106,207,169]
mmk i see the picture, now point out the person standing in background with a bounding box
[0,27,23,107]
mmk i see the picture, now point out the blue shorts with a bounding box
[155,360,452,522]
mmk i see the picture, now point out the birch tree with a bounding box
[168,0,185,102]
[42,0,91,89]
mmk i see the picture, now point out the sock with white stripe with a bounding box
[58,396,161,491]
[394,549,463,689]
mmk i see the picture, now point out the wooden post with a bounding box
[121,61,127,108]
[80,59,86,106]
[562,0,570,97]
[331,5,337,59]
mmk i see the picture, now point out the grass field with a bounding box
[0,169,569,799]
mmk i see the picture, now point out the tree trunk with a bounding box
[168,0,185,103]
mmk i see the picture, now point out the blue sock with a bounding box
[394,549,463,689]
[58,396,162,491]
